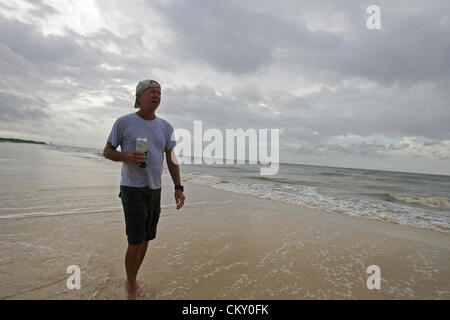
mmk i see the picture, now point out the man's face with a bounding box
[137,86,161,111]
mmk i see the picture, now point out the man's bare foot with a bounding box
[125,279,137,300]
[125,280,145,299]
[136,282,145,298]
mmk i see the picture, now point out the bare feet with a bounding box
[125,279,137,300]
[136,282,145,298]
[125,280,145,300]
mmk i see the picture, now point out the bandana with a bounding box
[134,79,161,108]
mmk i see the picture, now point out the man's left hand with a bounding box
[174,190,185,210]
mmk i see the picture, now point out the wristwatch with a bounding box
[175,185,184,192]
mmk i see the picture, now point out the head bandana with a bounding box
[134,79,161,108]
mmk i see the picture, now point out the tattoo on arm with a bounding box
[103,142,121,161]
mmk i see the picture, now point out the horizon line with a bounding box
[47,141,450,178]
[2,138,448,177]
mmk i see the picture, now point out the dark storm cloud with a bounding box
[0,18,81,63]
[288,0,450,84]
[0,15,153,87]
[162,81,450,142]
[159,81,450,162]
[277,82,450,141]
[162,84,286,130]
[151,0,450,84]
[151,0,343,74]
[0,90,50,122]
[324,10,450,84]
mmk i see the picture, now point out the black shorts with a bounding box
[119,185,162,245]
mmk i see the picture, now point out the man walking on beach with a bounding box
[103,79,185,300]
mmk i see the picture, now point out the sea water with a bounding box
[1,142,449,234]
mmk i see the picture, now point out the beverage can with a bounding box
[136,137,148,168]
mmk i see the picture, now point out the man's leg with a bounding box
[125,241,150,299]
[125,243,144,300]
[138,240,149,269]
[121,187,151,299]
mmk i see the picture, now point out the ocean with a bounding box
[1,142,449,234]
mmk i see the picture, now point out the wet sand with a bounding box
[1,175,449,300]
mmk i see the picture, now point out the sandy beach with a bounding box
[1,183,449,299]
[0,143,449,300]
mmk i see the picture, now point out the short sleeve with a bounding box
[165,123,176,152]
[107,118,122,148]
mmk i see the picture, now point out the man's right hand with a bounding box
[123,151,146,168]
[103,143,147,168]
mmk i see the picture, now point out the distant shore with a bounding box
[0,137,47,145]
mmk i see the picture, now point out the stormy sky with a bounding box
[0,0,449,175]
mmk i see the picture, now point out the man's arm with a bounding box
[166,148,185,210]
[103,142,146,168]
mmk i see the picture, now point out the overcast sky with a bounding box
[0,0,449,175]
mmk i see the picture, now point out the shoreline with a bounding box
[1,177,449,299]
[180,176,450,244]
[189,180,450,250]
[2,173,449,246]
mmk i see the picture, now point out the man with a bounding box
[103,79,185,300]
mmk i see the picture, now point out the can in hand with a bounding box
[136,137,148,168]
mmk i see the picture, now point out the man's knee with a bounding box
[141,241,149,250]
[128,242,145,251]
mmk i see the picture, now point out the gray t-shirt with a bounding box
[107,112,176,189]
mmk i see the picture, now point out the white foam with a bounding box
[182,172,450,234]
[0,206,122,219]
[390,194,450,209]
